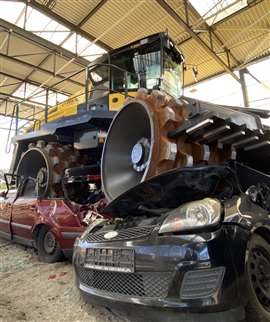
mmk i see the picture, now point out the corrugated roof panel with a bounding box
[229,32,270,64]
[1,0,269,110]
[81,0,186,48]
[70,71,85,84]
[214,27,269,65]
[184,57,224,85]
[40,55,83,75]
[7,35,50,66]
[0,78,21,95]
[179,35,226,85]
[217,0,270,28]
[17,104,42,120]
[0,57,34,79]
[166,0,202,26]
[28,71,83,94]
[214,0,270,57]
[36,0,100,26]
[179,37,212,66]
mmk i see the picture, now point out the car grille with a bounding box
[77,267,171,298]
[85,225,156,243]
[180,267,225,300]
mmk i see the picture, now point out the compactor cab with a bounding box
[86,32,184,111]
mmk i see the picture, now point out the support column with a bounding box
[85,67,89,110]
[239,69,249,107]
[45,88,49,122]
[15,104,19,135]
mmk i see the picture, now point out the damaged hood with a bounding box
[104,164,238,217]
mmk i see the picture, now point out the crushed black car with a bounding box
[74,163,270,322]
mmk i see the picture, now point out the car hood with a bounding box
[104,164,238,217]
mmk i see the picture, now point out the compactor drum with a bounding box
[16,141,81,198]
[102,88,268,201]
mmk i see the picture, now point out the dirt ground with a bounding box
[0,238,130,322]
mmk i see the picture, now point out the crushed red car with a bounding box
[0,172,106,263]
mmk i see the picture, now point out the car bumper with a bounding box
[79,289,244,322]
[73,225,248,322]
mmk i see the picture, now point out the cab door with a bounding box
[0,190,16,239]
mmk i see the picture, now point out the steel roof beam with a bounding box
[177,0,263,67]
[9,1,109,100]
[0,71,72,96]
[78,0,108,27]
[23,0,112,51]
[0,91,48,107]
[180,1,241,67]
[18,0,109,91]
[0,52,84,88]
[0,19,89,67]
[156,0,240,82]
[7,0,109,106]
[185,51,270,88]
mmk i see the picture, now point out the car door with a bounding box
[0,190,16,239]
[11,179,38,245]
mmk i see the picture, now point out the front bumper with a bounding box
[73,225,248,322]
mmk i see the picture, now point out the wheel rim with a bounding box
[43,231,57,254]
[249,245,270,311]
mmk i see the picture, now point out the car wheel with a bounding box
[36,226,63,263]
[246,234,270,322]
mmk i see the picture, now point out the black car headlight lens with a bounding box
[159,198,221,234]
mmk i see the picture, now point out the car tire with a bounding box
[245,234,270,322]
[36,226,63,263]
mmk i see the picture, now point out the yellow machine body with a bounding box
[26,90,137,133]
[108,92,137,111]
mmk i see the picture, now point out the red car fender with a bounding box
[31,199,85,249]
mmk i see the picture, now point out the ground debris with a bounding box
[0,238,131,322]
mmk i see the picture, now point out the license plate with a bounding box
[84,248,135,273]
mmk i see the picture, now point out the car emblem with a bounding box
[104,231,118,239]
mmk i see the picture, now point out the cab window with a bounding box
[162,48,183,98]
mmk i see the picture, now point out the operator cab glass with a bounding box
[87,33,184,100]
[162,44,184,98]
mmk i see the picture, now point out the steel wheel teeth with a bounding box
[22,141,82,197]
[131,88,225,179]
[134,89,189,177]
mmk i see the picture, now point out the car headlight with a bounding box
[159,198,221,234]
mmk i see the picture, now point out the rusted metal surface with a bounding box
[131,89,225,179]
